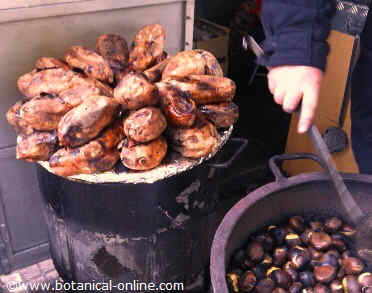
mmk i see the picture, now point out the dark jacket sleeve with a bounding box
[258,0,335,71]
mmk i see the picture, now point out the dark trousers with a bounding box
[351,9,372,174]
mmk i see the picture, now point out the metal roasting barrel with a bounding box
[37,137,247,292]
[210,153,372,293]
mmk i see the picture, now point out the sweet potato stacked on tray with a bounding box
[6,24,239,177]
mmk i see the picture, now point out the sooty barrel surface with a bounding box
[37,163,219,290]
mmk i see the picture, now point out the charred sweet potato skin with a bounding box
[124,107,167,143]
[58,96,119,147]
[16,131,57,162]
[120,136,168,171]
[96,34,129,68]
[199,102,239,128]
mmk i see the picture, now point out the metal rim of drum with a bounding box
[38,126,233,185]
[209,171,372,293]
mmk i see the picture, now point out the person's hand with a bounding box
[267,65,324,133]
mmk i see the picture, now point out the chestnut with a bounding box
[358,272,372,287]
[289,216,306,233]
[247,241,265,263]
[303,288,315,293]
[340,224,356,238]
[226,272,240,293]
[271,269,292,289]
[317,252,339,267]
[239,271,257,292]
[255,278,275,293]
[289,282,303,293]
[272,288,287,293]
[342,257,365,275]
[309,247,323,260]
[268,226,287,245]
[273,247,288,266]
[285,267,298,282]
[331,234,347,252]
[252,264,266,280]
[301,229,314,245]
[310,221,324,232]
[336,267,345,279]
[284,261,296,271]
[310,232,332,251]
[314,265,337,283]
[255,233,275,252]
[314,283,331,293]
[330,280,343,293]
[324,217,343,233]
[261,254,273,269]
[342,275,361,293]
[285,233,302,247]
[289,246,311,270]
[299,271,316,288]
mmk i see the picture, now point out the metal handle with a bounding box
[269,153,326,181]
[207,137,248,169]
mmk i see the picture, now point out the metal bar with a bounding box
[184,0,195,50]
[0,0,188,24]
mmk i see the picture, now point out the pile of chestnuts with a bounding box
[227,216,372,292]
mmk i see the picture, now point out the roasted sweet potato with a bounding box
[129,24,166,71]
[143,58,170,83]
[195,49,224,77]
[58,96,119,147]
[166,75,236,104]
[17,68,76,98]
[199,102,239,128]
[96,34,129,68]
[65,46,114,83]
[162,50,206,80]
[49,141,120,177]
[19,95,73,131]
[114,72,158,110]
[6,100,34,134]
[124,107,167,142]
[120,136,168,171]
[35,57,70,71]
[97,119,125,150]
[157,82,196,127]
[16,131,57,162]
[168,119,219,158]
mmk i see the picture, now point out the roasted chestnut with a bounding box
[299,271,316,288]
[331,234,347,252]
[342,275,361,293]
[313,252,339,267]
[309,247,323,260]
[310,221,324,232]
[330,280,343,293]
[255,233,275,252]
[342,257,365,275]
[301,229,314,245]
[324,217,343,233]
[302,288,315,293]
[273,247,288,266]
[314,265,337,284]
[247,241,265,263]
[358,272,372,287]
[252,264,266,280]
[271,269,292,289]
[289,282,303,293]
[261,254,273,269]
[268,226,287,245]
[336,267,345,279]
[239,271,257,292]
[289,216,306,233]
[285,267,299,282]
[314,283,331,293]
[272,288,287,293]
[310,232,332,251]
[340,224,356,238]
[286,233,302,247]
[255,278,275,293]
[289,246,311,270]
[227,272,240,293]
